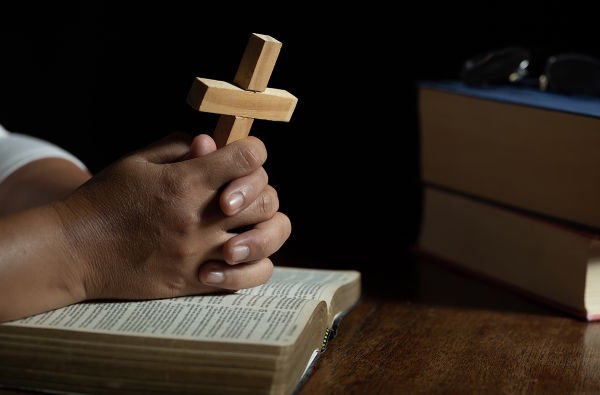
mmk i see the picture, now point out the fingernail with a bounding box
[231,245,250,263]
[204,270,225,285]
[227,193,244,211]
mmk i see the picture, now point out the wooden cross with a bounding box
[187,33,298,148]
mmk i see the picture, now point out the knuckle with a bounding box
[161,169,193,198]
[260,167,269,184]
[171,210,199,234]
[237,139,265,171]
[278,213,292,237]
[255,233,271,256]
[259,189,279,217]
[203,167,220,190]
[162,275,188,297]
[163,236,198,261]
[238,146,260,171]
[265,184,277,197]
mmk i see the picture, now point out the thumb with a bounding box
[184,134,217,159]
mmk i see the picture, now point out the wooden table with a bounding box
[297,254,600,394]
[2,253,599,394]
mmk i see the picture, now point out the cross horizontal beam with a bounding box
[187,77,297,122]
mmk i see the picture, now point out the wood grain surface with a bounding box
[297,255,600,394]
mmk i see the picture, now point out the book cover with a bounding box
[419,80,600,229]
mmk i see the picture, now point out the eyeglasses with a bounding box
[460,47,600,97]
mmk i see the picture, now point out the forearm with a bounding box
[0,158,91,216]
[0,203,86,322]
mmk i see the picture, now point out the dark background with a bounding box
[0,2,595,272]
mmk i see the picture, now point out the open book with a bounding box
[0,267,361,395]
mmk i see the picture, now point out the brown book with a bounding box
[419,81,600,229]
[0,267,361,394]
[419,186,600,320]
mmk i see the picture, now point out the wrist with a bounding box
[0,202,90,321]
[49,198,99,302]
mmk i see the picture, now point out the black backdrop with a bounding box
[1,2,596,270]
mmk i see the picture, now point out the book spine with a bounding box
[413,246,595,321]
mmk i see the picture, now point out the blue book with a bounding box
[419,80,600,119]
[419,80,600,229]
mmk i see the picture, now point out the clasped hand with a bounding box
[0,133,290,322]
[55,133,291,300]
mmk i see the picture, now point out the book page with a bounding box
[4,293,320,346]
[240,267,359,305]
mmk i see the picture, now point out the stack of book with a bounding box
[418,81,600,320]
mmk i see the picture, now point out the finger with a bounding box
[199,258,274,290]
[220,167,268,216]
[222,212,291,264]
[183,134,217,159]
[136,132,193,164]
[176,137,267,190]
[221,185,279,230]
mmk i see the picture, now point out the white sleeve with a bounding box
[0,125,87,183]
